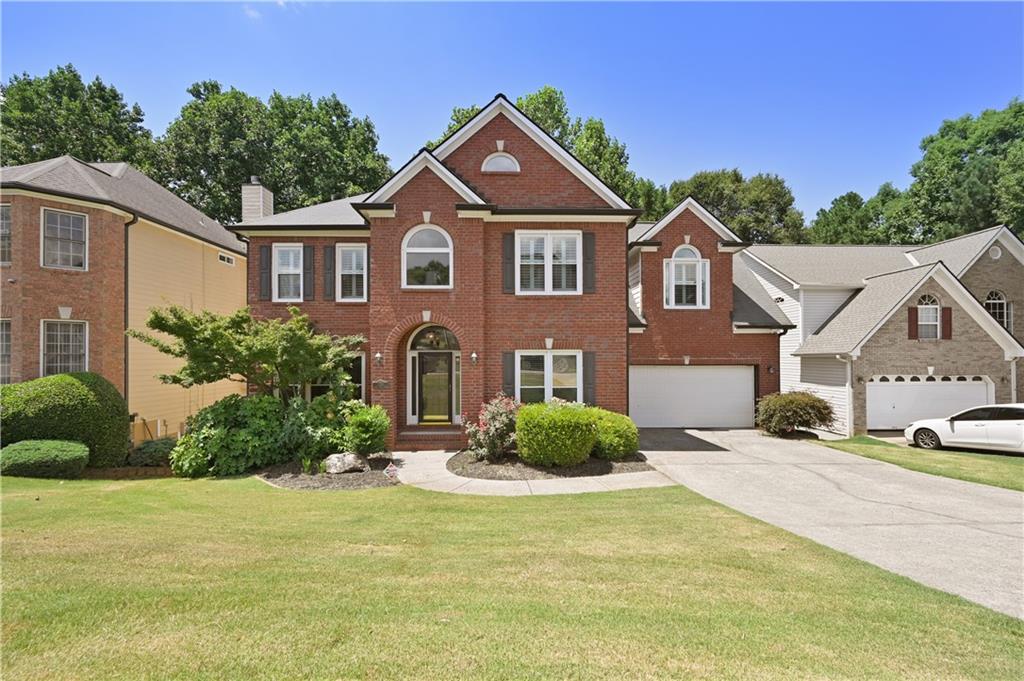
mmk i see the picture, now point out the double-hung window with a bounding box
[916,294,940,340]
[664,246,709,309]
[1,205,11,264]
[515,350,582,403]
[515,231,581,294]
[42,320,87,375]
[272,243,303,302]
[984,291,1011,332]
[42,208,87,269]
[0,319,10,384]
[337,244,367,302]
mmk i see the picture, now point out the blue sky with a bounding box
[2,2,1021,217]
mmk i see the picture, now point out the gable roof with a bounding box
[365,149,486,205]
[233,193,370,228]
[744,243,913,288]
[906,225,1023,274]
[794,263,1024,359]
[431,94,632,210]
[2,155,245,254]
[630,197,742,244]
[732,255,794,329]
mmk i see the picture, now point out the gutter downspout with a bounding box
[844,355,855,437]
[1012,358,1018,404]
[123,213,139,411]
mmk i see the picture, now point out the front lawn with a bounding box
[2,477,1021,680]
[823,435,1024,491]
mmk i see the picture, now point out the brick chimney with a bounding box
[241,176,273,222]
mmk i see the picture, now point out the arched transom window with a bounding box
[402,225,453,289]
[916,294,940,339]
[984,290,1011,331]
[481,152,520,173]
[664,245,709,309]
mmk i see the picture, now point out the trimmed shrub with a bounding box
[465,393,519,461]
[170,395,285,477]
[1,372,130,467]
[278,395,350,460]
[343,404,390,455]
[516,402,597,467]
[589,408,639,460]
[127,437,177,467]
[756,391,834,436]
[0,440,89,479]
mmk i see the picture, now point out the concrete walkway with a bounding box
[642,429,1024,619]
[392,450,676,496]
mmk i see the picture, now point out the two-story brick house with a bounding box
[231,95,792,448]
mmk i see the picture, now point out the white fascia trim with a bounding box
[367,151,486,205]
[235,229,371,238]
[432,98,630,210]
[635,197,741,243]
[732,326,785,334]
[956,228,1024,275]
[455,209,633,223]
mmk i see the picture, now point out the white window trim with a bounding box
[917,295,940,340]
[401,224,453,290]
[336,243,368,302]
[514,230,583,296]
[514,349,583,403]
[39,319,89,375]
[480,151,521,173]
[272,243,303,303]
[39,207,89,271]
[663,246,710,310]
[1,203,11,265]
[217,252,236,266]
[984,291,1011,334]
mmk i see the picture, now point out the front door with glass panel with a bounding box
[418,352,452,423]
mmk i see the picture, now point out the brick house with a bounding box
[231,95,790,448]
[0,156,248,442]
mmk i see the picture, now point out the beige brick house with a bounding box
[1,156,248,442]
[741,226,1024,434]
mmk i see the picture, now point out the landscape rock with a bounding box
[324,453,368,474]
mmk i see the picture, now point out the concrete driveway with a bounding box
[641,429,1024,618]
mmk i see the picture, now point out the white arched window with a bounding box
[664,245,709,309]
[481,152,520,173]
[402,225,453,289]
[917,294,940,339]
[984,290,1011,331]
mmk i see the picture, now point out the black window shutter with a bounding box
[582,232,596,293]
[502,352,515,397]
[323,246,335,300]
[365,245,371,301]
[502,233,515,293]
[303,245,314,301]
[583,352,596,404]
[259,245,271,301]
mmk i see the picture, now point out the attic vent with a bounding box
[989,245,1002,260]
[773,296,785,304]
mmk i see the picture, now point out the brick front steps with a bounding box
[394,427,468,452]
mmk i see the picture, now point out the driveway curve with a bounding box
[642,429,1024,619]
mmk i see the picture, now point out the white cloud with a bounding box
[243,5,262,21]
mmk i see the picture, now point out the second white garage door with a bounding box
[866,379,993,430]
[629,365,755,428]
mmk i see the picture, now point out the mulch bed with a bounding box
[447,449,652,481]
[257,455,399,491]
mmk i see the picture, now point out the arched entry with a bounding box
[407,325,461,425]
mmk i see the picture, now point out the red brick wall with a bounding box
[1,194,126,393]
[442,112,612,208]
[628,208,780,397]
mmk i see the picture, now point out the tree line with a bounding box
[2,65,1019,242]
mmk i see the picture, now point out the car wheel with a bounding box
[914,428,941,450]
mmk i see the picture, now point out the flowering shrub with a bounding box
[465,393,520,461]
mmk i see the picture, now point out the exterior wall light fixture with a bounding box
[374,352,383,367]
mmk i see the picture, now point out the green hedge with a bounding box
[756,391,834,436]
[516,402,597,467]
[1,372,129,467]
[127,437,177,467]
[0,440,89,479]
[170,395,285,477]
[590,409,639,460]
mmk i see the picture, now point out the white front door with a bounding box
[628,365,755,428]
[866,379,992,430]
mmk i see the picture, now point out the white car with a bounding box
[904,404,1024,453]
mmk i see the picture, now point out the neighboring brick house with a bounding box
[0,156,248,442]
[742,226,1024,434]
[230,95,789,448]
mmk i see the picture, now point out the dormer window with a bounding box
[664,245,709,309]
[481,152,520,173]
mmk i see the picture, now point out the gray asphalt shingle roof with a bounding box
[1,156,245,254]
[732,255,794,328]
[745,243,914,287]
[234,192,372,228]
[905,226,1003,275]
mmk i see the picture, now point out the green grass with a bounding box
[822,435,1024,491]
[2,477,1021,680]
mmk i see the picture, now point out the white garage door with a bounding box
[866,379,992,430]
[629,365,754,428]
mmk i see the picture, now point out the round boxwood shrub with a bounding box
[516,402,597,467]
[127,437,177,467]
[756,391,834,436]
[589,408,639,460]
[0,440,89,479]
[170,395,285,478]
[1,372,129,467]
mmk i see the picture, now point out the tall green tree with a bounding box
[0,64,155,166]
[156,81,391,224]
[669,169,805,243]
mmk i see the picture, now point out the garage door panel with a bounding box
[866,381,991,430]
[629,365,754,428]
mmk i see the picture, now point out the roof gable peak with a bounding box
[365,149,485,205]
